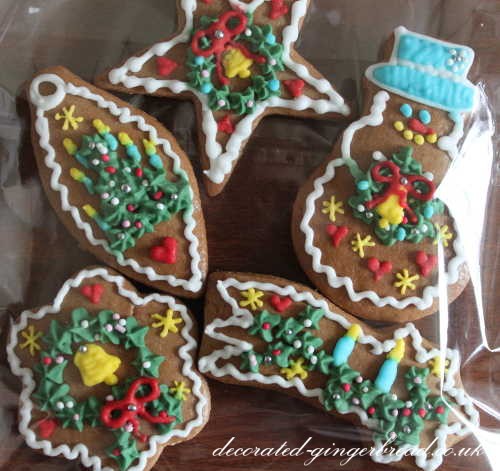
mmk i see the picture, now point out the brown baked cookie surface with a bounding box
[7,266,210,471]
[198,271,478,471]
[28,66,208,298]
[292,27,476,322]
[95,0,350,196]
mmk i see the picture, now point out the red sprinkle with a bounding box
[436,406,445,414]
[367,406,376,415]
[262,322,271,330]
[127,204,136,212]
[418,408,427,418]
[153,191,164,201]
[105,166,117,174]
[112,448,121,457]
[341,383,351,392]
[135,221,143,229]
[135,168,143,177]
[101,154,110,162]
[402,408,412,417]
[43,357,52,366]
[272,349,281,356]
[217,115,235,134]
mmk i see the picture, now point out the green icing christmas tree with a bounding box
[347,146,444,246]
[64,119,192,255]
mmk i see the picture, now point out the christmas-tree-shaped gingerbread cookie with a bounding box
[198,271,479,471]
[292,27,477,322]
[95,0,350,196]
[7,266,211,471]
[28,67,207,298]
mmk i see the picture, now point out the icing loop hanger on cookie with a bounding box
[97,0,350,196]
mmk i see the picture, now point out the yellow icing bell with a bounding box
[376,194,404,229]
[74,344,121,387]
[222,48,253,79]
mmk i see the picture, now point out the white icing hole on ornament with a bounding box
[29,73,66,111]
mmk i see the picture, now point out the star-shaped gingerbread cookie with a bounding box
[96,0,350,196]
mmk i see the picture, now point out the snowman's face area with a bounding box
[392,104,438,146]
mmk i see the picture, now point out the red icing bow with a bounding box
[365,161,435,224]
[190,10,266,86]
[100,377,176,443]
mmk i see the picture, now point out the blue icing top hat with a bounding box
[365,26,477,112]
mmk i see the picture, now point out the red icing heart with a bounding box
[270,294,292,312]
[269,0,289,20]
[156,57,178,77]
[81,284,104,304]
[326,224,349,248]
[367,257,393,282]
[217,115,234,134]
[150,237,177,264]
[283,79,305,98]
[416,251,437,277]
[38,418,58,439]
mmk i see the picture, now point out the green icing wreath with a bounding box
[186,12,284,115]
[32,307,183,471]
[347,147,444,246]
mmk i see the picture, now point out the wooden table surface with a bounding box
[0,1,498,470]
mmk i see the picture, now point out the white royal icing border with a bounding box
[365,26,477,112]
[198,277,479,471]
[107,0,350,185]
[299,91,466,310]
[29,73,203,293]
[6,267,208,471]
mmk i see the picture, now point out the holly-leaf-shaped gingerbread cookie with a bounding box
[28,67,207,298]
[7,266,210,471]
[198,271,479,471]
[95,0,350,196]
[292,27,476,322]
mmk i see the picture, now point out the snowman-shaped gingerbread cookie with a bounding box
[292,26,476,323]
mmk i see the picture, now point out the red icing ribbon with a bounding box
[100,378,176,443]
[190,10,265,86]
[365,161,435,224]
[408,118,435,136]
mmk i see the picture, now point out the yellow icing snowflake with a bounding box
[239,288,264,311]
[394,269,420,295]
[321,195,345,222]
[433,224,453,247]
[20,325,43,356]
[55,104,84,131]
[428,355,450,377]
[281,358,308,380]
[350,233,376,258]
[170,380,191,401]
[151,309,183,338]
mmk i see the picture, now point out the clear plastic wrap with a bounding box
[0,0,498,470]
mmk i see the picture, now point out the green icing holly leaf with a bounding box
[265,342,295,368]
[82,396,102,427]
[297,332,323,360]
[426,396,451,424]
[240,350,262,373]
[97,310,121,344]
[297,306,325,330]
[123,324,148,350]
[274,317,304,343]
[56,399,85,431]
[309,350,333,374]
[33,382,70,411]
[133,349,165,377]
[70,308,97,343]
[372,394,405,423]
[107,431,140,471]
[43,320,73,355]
[248,310,281,342]
[405,367,430,404]
[33,360,68,385]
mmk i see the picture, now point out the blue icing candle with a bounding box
[374,358,398,393]
[332,336,355,366]
[104,133,119,151]
[126,144,142,163]
[149,154,163,169]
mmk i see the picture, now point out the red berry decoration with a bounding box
[367,406,376,415]
[272,349,281,356]
[152,191,164,201]
[43,357,52,365]
[127,204,136,212]
[80,284,104,304]
[37,418,58,439]
[217,115,235,134]
[270,294,292,312]
[262,322,271,330]
[134,168,143,177]
[112,448,121,457]
[402,408,412,417]
[418,408,427,418]
[149,237,177,264]
[269,0,289,20]
[134,221,143,229]
[326,224,349,248]
[156,57,178,77]
[367,257,393,281]
[105,166,117,174]
[101,154,110,162]
[283,79,305,98]
[436,405,445,414]
[341,383,351,392]
[416,251,438,277]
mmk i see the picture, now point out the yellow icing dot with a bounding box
[414,134,425,145]
[281,358,308,380]
[346,324,362,340]
[426,133,438,144]
[222,48,253,79]
[393,121,405,132]
[74,344,121,387]
[403,129,414,141]
[375,194,404,229]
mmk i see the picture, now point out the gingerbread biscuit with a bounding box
[198,271,478,471]
[292,27,475,322]
[7,266,210,471]
[95,0,350,196]
[28,67,208,298]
